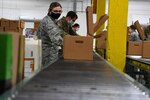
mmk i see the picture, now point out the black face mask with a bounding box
[49,12,61,19]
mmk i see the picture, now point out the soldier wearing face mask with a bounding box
[57,11,78,35]
[36,2,68,69]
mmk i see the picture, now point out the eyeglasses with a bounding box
[51,10,62,13]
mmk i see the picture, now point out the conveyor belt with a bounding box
[126,55,150,89]
[127,55,150,65]
[126,55,150,71]
[3,53,150,100]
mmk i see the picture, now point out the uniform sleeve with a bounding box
[68,26,78,36]
[57,19,69,33]
[57,20,64,30]
[42,18,67,46]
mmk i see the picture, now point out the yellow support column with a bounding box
[96,0,106,31]
[106,0,128,71]
[94,0,106,58]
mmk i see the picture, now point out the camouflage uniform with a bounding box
[57,16,77,35]
[36,15,67,68]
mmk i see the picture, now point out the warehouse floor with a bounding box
[11,53,150,100]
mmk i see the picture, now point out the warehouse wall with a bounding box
[0,0,150,35]
[0,0,91,36]
[128,1,150,25]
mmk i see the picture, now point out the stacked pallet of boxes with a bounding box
[63,6,108,60]
[127,20,150,58]
[0,18,25,94]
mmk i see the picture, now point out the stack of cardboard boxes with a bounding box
[63,6,108,60]
[0,18,25,94]
[127,20,150,58]
[0,18,24,33]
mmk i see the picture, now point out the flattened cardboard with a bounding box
[63,35,93,60]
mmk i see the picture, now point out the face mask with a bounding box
[50,12,61,19]
[68,20,74,25]
[76,28,79,31]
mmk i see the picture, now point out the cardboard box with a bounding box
[0,27,4,32]
[34,20,40,29]
[86,6,94,36]
[127,41,142,55]
[12,33,20,86]
[86,6,108,37]
[5,27,23,34]
[142,41,150,58]
[9,20,25,29]
[93,14,108,33]
[134,20,145,40]
[17,36,25,82]
[93,0,97,14]
[20,20,25,29]
[96,31,106,49]
[127,27,131,41]
[1,18,9,27]
[63,35,93,60]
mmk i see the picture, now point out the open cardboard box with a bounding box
[134,20,150,58]
[63,6,108,60]
[86,6,108,37]
[63,35,93,60]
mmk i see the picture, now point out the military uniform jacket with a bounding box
[57,16,77,35]
[36,15,67,68]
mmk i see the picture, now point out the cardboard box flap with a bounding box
[86,6,94,36]
[92,0,97,14]
[134,20,145,40]
[93,14,109,33]
[94,30,107,38]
